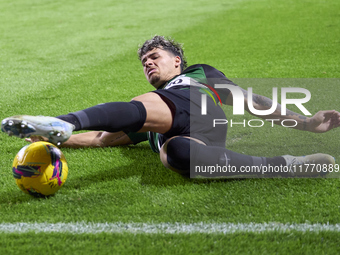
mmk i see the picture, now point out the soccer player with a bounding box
[2,36,340,178]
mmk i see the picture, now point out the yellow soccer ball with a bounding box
[12,141,68,197]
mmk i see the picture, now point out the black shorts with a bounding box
[153,86,227,148]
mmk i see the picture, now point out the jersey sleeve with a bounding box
[184,64,239,104]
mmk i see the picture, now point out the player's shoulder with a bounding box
[183,64,227,79]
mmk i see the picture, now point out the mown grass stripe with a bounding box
[1,222,340,234]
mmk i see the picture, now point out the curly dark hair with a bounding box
[138,35,187,71]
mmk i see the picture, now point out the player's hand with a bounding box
[308,110,340,133]
[25,135,47,143]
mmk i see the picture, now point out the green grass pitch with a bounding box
[0,0,340,254]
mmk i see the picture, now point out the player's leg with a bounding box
[1,92,172,145]
[130,92,173,134]
[159,136,204,176]
[160,136,285,177]
[160,136,335,178]
[57,92,172,134]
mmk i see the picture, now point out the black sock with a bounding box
[57,101,146,132]
[56,114,81,130]
[191,142,287,177]
[166,137,287,178]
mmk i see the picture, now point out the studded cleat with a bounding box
[1,115,74,146]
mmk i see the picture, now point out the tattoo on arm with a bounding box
[252,93,307,117]
[251,92,309,130]
[303,120,307,130]
[285,109,308,130]
[252,94,274,108]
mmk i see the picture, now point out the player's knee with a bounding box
[160,136,191,176]
[131,92,173,134]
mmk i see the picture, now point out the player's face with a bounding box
[141,48,181,89]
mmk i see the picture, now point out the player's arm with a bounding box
[63,131,134,148]
[225,88,340,133]
[27,131,134,148]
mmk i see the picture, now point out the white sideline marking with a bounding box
[0,222,340,234]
